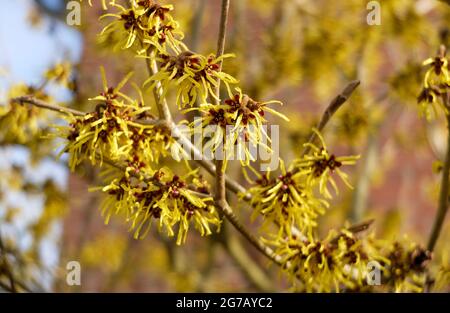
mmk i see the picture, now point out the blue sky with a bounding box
[0,0,82,97]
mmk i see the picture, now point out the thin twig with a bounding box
[145,49,173,123]
[328,219,375,246]
[427,92,450,252]
[12,96,85,116]
[213,0,231,105]
[302,80,360,156]
[214,0,230,201]
[211,0,281,266]
[169,123,248,195]
[346,218,375,234]
[219,201,282,265]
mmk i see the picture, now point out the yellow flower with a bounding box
[417,49,450,120]
[99,0,185,52]
[186,89,288,167]
[61,107,136,170]
[422,54,450,89]
[58,69,172,170]
[381,239,431,292]
[417,86,447,120]
[265,229,389,292]
[294,128,359,199]
[81,0,113,10]
[247,161,329,238]
[99,167,221,245]
[145,52,238,108]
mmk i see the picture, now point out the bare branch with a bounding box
[12,96,85,117]
[427,92,450,252]
[302,80,360,156]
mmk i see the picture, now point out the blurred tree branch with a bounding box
[427,89,450,252]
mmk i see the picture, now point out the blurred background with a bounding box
[0,0,449,292]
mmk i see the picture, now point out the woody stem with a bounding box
[427,93,450,252]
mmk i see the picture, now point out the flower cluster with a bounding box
[59,71,177,170]
[100,2,286,173]
[99,168,221,245]
[52,67,220,244]
[417,46,450,120]
[266,228,432,292]
[99,0,185,53]
[265,229,388,292]
[380,239,432,292]
[248,162,329,238]
[187,89,289,167]
[99,2,240,111]
[293,129,359,199]
[145,51,238,108]
[247,130,358,237]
